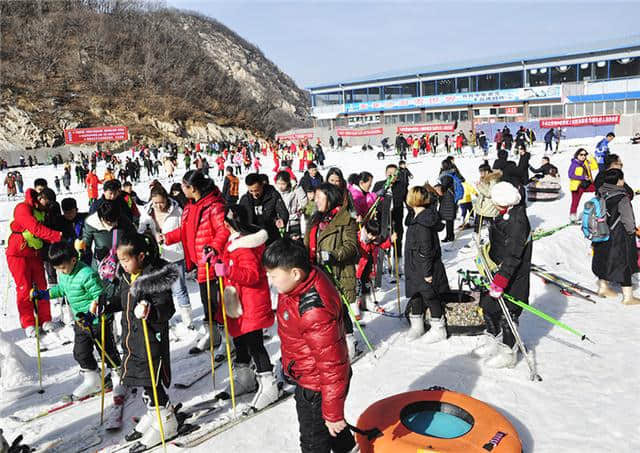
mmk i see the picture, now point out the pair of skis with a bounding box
[530,264,598,304]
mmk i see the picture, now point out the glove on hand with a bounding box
[214,262,229,277]
[134,300,150,320]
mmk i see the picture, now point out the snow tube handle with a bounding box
[347,422,383,441]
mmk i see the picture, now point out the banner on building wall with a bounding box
[343,86,561,114]
[276,132,314,140]
[336,128,383,137]
[396,123,456,134]
[539,115,620,128]
[64,126,129,144]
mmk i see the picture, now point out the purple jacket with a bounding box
[348,184,376,218]
[568,158,588,181]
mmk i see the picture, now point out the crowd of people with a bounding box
[3,126,639,452]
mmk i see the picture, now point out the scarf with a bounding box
[308,207,341,263]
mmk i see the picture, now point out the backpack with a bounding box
[582,193,621,243]
[98,229,119,281]
[450,174,464,203]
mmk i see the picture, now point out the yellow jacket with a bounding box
[461,181,478,204]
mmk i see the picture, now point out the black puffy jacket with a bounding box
[488,205,532,306]
[404,206,449,300]
[105,262,177,388]
[239,184,289,244]
[438,176,457,221]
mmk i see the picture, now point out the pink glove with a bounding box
[199,248,216,266]
[489,274,509,299]
[214,262,229,277]
[134,300,150,320]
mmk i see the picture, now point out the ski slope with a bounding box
[1,137,640,452]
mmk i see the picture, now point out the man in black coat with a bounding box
[529,156,559,178]
[89,179,135,224]
[395,134,408,160]
[239,172,289,244]
[299,164,324,191]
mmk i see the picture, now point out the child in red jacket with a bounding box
[263,239,356,453]
[356,220,394,315]
[213,204,277,410]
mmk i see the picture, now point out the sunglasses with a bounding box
[578,153,587,156]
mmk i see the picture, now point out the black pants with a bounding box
[143,384,169,407]
[199,280,218,321]
[218,169,224,177]
[294,385,356,453]
[545,142,552,152]
[479,293,522,347]
[342,304,353,335]
[233,329,272,373]
[445,220,454,240]
[406,293,443,318]
[74,319,121,370]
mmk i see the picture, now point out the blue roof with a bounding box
[306,34,640,90]
[568,91,640,102]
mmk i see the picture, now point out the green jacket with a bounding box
[305,206,359,303]
[49,261,103,324]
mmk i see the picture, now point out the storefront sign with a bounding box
[539,115,620,128]
[64,126,129,144]
[336,128,383,137]
[396,123,456,134]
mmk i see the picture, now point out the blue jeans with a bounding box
[172,260,191,308]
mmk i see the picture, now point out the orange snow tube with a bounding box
[355,388,522,453]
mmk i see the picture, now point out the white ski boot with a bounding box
[221,362,257,398]
[598,280,617,298]
[178,305,193,329]
[406,314,425,341]
[190,324,221,354]
[346,333,358,360]
[72,368,102,400]
[621,286,640,305]
[472,332,501,358]
[126,395,153,441]
[139,403,178,448]
[421,317,447,344]
[24,326,36,338]
[484,342,518,368]
[251,370,280,410]
[42,320,63,333]
[350,302,362,321]
[364,293,384,314]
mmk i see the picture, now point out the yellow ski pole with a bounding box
[30,285,44,394]
[393,237,401,313]
[205,259,216,391]
[218,275,236,417]
[100,314,106,425]
[141,315,166,452]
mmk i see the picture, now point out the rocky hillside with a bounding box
[0,0,310,152]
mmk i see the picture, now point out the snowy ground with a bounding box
[1,137,640,452]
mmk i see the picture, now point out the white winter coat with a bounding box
[138,198,184,263]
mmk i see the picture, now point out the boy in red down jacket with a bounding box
[6,188,63,335]
[212,204,277,410]
[263,238,355,453]
[355,220,394,316]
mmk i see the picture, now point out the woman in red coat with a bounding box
[6,188,62,336]
[85,170,101,205]
[162,170,229,353]
[212,204,277,410]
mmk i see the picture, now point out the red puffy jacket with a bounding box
[7,189,62,258]
[86,172,100,199]
[356,234,391,279]
[456,134,464,148]
[277,266,350,422]
[164,189,229,283]
[216,229,273,337]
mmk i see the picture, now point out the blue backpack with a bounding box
[450,174,464,203]
[582,193,620,242]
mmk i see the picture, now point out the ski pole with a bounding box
[100,314,106,425]
[30,284,44,394]
[75,320,120,370]
[392,236,401,313]
[204,254,216,391]
[323,265,376,356]
[2,270,9,317]
[141,315,166,453]
[218,275,236,417]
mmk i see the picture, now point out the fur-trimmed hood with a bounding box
[227,229,268,252]
[129,263,179,298]
[480,169,503,185]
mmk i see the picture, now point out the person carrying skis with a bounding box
[404,186,449,343]
[356,220,394,315]
[591,169,640,304]
[212,204,279,410]
[473,181,531,368]
[90,232,178,449]
[30,241,121,399]
[262,239,356,453]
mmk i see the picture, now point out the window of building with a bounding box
[456,77,472,93]
[477,73,499,91]
[438,78,455,94]
[426,112,434,122]
[605,101,615,114]
[578,63,593,81]
[367,87,381,102]
[551,65,577,84]
[614,101,625,114]
[500,70,523,89]
[344,91,353,103]
[422,80,436,96]
[460,111,469,121]
[433,111,442,121]
[583,103,593,116]
[610,58,640,79]
[551,105,563,117]
[593,102,604,114]
[595,61,608,80]
[529,68,548,86]
[352,88,367,103]
[315,91,343,106]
